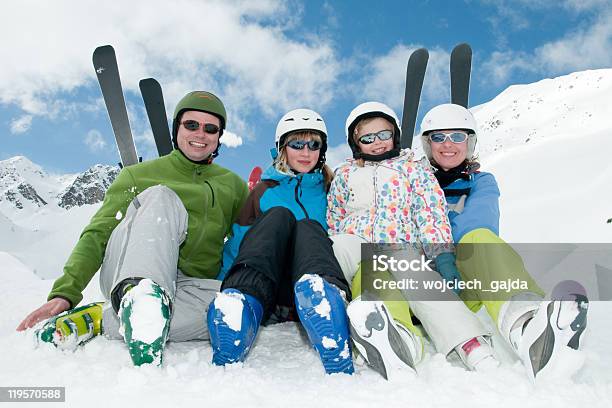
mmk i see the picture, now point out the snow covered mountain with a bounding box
[473,68,611,158]
[56,164,119,209]
[0,156,118,220]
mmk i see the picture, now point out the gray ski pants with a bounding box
[99,185,220,342]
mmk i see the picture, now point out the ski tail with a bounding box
[450,43,472,108]
[248,166,263,191]
[139,78,173,157]
[92,45,139,167]
[400,48,429,149]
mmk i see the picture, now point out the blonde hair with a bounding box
[275,131,334,191]
[351,117,394,167]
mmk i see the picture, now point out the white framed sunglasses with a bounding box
[428,131,469,144]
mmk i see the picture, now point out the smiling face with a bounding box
[355,117,395,156]
[429,129,468,171]
[283,132,321,174]
[176,110,221,161]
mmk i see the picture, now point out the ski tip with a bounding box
[410,48,429,60]
[139,78,161,87]
[451,43,472,55]
[93,44,115,55]
[248,166,263,191]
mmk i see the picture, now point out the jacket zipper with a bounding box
[294,176,309,219]
[372,164,380,241]
[183,167,210,260]
[204,181,215,207]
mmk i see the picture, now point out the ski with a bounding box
[248,166,263,191]
[450,43,472,108]
[139,78,173,157]
[400,48,429,149]
[92,45,139,167]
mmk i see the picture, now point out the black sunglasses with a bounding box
[181,120,220,134]
[428,131,468,144]
[358,130,393,145]
[286,139,322,151]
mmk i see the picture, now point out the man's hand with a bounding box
[16,298,71,331]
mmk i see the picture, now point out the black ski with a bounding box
[400,48,429,149]
[139,78,173,157]
[92,45,139,167]
[450,43,472,108]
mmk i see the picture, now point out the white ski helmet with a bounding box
[345,101,401,159]
[420,103,478,161]
[275,108,328,168]
[275,108,327,148]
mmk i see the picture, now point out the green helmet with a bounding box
[171,91,227,158]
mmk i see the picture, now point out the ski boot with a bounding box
[454,336,499,372]
[294,274,354,375]
[118,278,171,367]
[36,302,104,350]
[498,287,589,381]
[347,297,421,380]
[207,288,263,366]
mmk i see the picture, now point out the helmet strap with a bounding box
[354,147,400,162]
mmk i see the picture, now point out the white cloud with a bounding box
[220,130,243,148]
[0,0,341,138]
[84,130,107,152]
[9,115,33,134]
[358,44,451,113]
[325,143,351,169]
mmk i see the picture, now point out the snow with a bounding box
[121,279,168,344]
[314,298,331,320]
[321,336,338,349]
[1,69,612,407]
[215,291,245,332]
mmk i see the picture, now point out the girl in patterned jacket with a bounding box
[207,109,354,375]
[327,101,498,380]
[419,103,589,381]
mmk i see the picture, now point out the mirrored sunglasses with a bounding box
[286,139,322,151]
[358,129,394,145]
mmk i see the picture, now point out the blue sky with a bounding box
[1,0,610,178]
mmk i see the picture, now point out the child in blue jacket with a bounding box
[207,109,353,375]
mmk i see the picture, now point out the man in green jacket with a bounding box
[17,91,249,367]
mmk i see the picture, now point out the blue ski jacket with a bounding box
[218,165,327,279]
[442,171,500,243]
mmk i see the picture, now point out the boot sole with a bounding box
[295,277,354,375]
[348,301,416,380]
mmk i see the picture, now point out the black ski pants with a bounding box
[221,206,350,322]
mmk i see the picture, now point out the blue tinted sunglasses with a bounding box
[428,131,468,143]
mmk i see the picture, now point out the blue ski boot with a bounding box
[294,274,354,375]
[207,288,263,366]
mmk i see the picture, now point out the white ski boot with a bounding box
[498,291,589,381]
[347,297,422,380]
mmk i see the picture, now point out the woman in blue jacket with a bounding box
[207,109,353,375]
[420,103,589,381]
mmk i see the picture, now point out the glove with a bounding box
[434,252,462,294]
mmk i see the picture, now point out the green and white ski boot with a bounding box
[118,279,171,367]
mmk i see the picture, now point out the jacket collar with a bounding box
[262,164,323,186]
[346,148,414,166]
[169,149,215,175]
